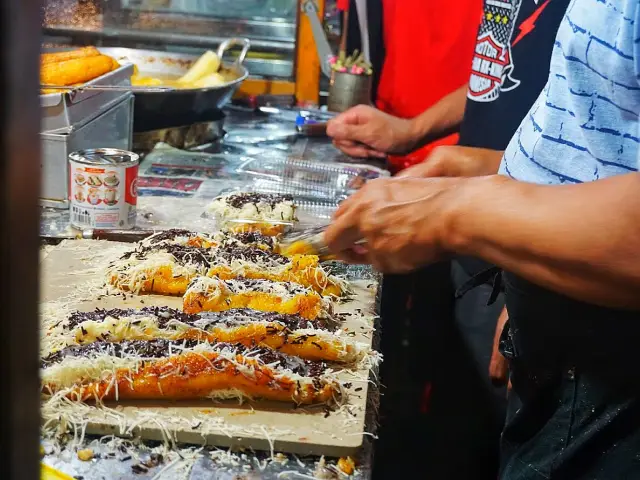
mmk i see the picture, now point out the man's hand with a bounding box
[326,105,418,158]
[398,145,504,179]
[324,177,461,273]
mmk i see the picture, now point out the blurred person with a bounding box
[343,0,484,171]
[326,0,640,478]
[333,0,572,478]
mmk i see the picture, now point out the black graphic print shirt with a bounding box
[458,0,571,150]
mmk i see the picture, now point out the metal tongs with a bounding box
[41,84,175,93]
[279,225,366,261]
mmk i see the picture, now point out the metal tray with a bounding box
[41,63,134,133]
[40,93,134,207]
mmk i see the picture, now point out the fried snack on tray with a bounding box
[205,244,344,296]
[107,244,212,296]
[48,307,365,363]
[41,46,100,66]
[107,242,344,297]
[41,54,118,86]
[41,340,342,405]
[183,277,329,319]
[208,193,297,236]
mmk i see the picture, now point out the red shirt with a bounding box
[376,0,483,171]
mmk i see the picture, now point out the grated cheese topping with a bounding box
[106,241,345,297]
[185,276,334,319]
[44,307,372,364]
[207,193,296,223]
[140,229,277,252]
[41,340,340,396]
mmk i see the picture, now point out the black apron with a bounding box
[460,269,640,479]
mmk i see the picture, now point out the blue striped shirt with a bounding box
[500,0,640,183]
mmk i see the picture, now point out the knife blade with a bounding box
[41,229,156,243]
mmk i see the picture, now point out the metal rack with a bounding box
[42,0,340,103]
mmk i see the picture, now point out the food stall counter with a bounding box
[40,105,386,479]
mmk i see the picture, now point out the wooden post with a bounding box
[0,0,42,478]
[295,0,325,105]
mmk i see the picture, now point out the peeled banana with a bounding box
[177,50,221,84]
[192,72,226,88]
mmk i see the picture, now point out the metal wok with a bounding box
[99,38,250,131]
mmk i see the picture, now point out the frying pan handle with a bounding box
[217,38,251,66]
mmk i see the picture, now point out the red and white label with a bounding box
[69,159,138,229]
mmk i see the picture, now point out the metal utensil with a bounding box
[41,229,156,243]
[354,0,371,63]
[327,71,372,113]
[279,225,366,261]
[97,39,250,131]
[302,0,334,77]
[41,84,175,93]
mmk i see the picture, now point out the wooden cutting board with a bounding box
[40,240,378,457]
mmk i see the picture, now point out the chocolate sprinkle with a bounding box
[66,307,335,332]
[131,464,148,474]
[224,193,293,209]
[66,306,196,330]
[214,244,289,266]
[147,229,194,244]
[226,231,274,249]
[41,339,329,378]
[119,244,212,268]
[118,241,289,269]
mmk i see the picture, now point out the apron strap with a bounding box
[454,266,504,306]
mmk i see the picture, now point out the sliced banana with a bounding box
[177,50,221,84]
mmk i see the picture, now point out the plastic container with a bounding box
[236,156,388,203]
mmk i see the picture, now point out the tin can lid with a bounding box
[69,148,139,166]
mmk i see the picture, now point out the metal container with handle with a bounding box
[98,38,250,130]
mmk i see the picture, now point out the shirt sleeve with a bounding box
[634,0,640,170]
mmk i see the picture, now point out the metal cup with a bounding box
[327,71,373,113]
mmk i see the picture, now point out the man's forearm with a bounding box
[410,84,468,148]
[446,173,640,309]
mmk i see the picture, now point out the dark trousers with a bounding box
[374,260,506,479]
[499,273,640,479]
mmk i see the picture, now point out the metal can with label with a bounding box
[68,148,139,229]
